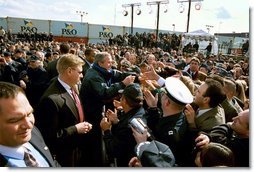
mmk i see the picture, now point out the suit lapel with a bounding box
[55,80,80,122]
[61,91,80,122]
[195,107,217,123]
[29,127,55,167]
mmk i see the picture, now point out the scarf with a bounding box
[92,63,113,86]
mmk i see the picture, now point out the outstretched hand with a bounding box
[142,65,160,81]
[143,89,158,108]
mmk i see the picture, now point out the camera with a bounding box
[129,118,147,134]
[130,118,154,139]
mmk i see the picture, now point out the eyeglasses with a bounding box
[71,68,83,74]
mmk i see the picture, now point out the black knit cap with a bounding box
[119,83,143,103]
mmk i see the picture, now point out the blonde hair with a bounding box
[235,79,247,103]
[56,53,84,74]
[179,76,195,95]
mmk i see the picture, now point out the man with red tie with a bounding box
[35,53,92,167]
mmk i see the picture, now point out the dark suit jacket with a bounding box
[0,127,60,167]
[26,66,49,109]
[82,58,91,77]
[46,59,59,81]
[220,99,238,123]
[35,79,84,166]
[187,68,199,81]
[29,127,60,167]
[195,106,226,132]
[208,124,249,167]
[79,66,127,166]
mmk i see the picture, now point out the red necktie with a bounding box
[71,89,84,122]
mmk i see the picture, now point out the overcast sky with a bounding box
[0,0,250,34]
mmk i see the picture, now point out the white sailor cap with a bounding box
[163,77,193,105]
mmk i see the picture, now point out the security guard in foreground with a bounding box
[142,77,194,166]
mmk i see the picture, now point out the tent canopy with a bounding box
[182,29,218,55]
[184,29,214,37]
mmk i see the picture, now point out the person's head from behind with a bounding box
[59,43,70,54]
[195,142,235,167]
[235,79,247,103]
[223,78,236,100]
[120,83,144,111]
[231,109,249,138]
[179,75,196,95]
[139,62,150,73]
[0,82,34,147]
[56,53,84,88]
[84,48,95,63]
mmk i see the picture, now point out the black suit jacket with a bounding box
[46,59,59,81]
[81,57,91,77]
[29,127,60,167]
[0,127,60,167]
[35,79,84,166]
[220,99,238,123]
[187,68,199,81]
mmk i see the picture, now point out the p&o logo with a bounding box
[99,26,113,38]
[20,19,38,33]
[62,23,77,35]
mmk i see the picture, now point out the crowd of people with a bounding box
[108,32,181,52]
[0,31,249,167]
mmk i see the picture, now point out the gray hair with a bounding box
[94,52,111,64]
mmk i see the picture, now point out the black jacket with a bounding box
[146,108,191,166]
[103,107,147,167]
[35,79,84,166]
[79,64,133,166]
[207,124,249,167]
[80,65,129,128]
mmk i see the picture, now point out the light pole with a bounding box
[177,0,203,33]
[122,3,141,35]
[76,11,88,23]
[147,0,169,42]
[172,24,175,32]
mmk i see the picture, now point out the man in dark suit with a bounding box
[195,109,249,167]
[0,51,24,86]
[185,79,226,132]
[221,78,242,122]
[82,48,96,76]
[35,54,92,167]
[186,57,200,81]
[25,55,49,109]
[46,43,70,82]
[0,82,59,167]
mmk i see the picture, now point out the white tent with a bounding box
[182,29,218,55]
